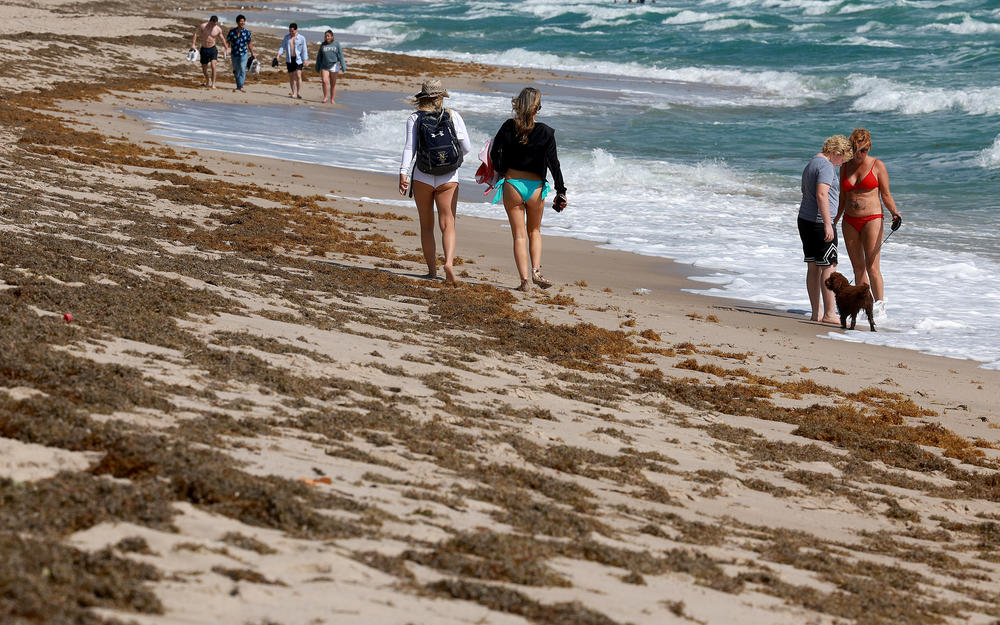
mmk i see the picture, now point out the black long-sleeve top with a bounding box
[490,119,566,195]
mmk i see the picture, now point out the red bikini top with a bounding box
[842,165,878,191]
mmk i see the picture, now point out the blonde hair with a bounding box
[415,95,444,112]
[822,134,853,160]
[512,87,541,144]
[849,128,872,151]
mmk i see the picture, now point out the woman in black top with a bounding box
[490,87,567,292]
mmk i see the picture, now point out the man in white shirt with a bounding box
[190,15,229,88]
[273,23,308,99]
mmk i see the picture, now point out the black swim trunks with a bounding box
[286,59,304,73]
[798,218,838,267]
[199,46,218,65]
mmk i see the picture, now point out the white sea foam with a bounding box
[338,19,417,45]
[836,3,881,14]
[701,18,770,31]
[838,36,902,48]
[976,135,1000,169]
[855,20,881,33]
[923,15,1000,34]
[756,0,838,16]
[664,10,716,24]
[845,74,1000,115]
[378,46,825,107]
[533,26,589,36]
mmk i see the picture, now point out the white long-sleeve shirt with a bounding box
[276,33,308,63]
[399,110,472,176]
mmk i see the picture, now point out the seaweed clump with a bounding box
[0,534,162,624]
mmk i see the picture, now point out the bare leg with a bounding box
[805,262,838,323]
[288,71,295,97]
[209,60,217,87]
[329,73,338,103]
[842,221,867,288]
[860,218,886,301]
[523,187,546,274]
[503,183,532,290]
[294,70,303,98]
[320,69,330,102]
[412,181,437,278]
[805,263,822,321]
[433,183,459,284]
[820,263,838,323]
[201,63,210,86]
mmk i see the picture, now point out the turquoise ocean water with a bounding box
[143,0,1000,367]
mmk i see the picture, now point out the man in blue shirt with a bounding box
[226,15,255,93]
[273,23,308,99]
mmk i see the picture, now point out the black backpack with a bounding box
[414,110,463,175]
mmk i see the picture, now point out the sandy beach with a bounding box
[2,1,1000,624]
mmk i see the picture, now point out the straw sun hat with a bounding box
[411,79,449,102]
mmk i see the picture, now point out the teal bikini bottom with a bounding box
[491,178,551,205]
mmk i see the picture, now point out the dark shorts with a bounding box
[798,218,838,267]
[199,46,218,65]
[286,60,304,73]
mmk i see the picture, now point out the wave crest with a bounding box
[847,75,1000,115]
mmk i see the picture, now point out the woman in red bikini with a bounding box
[835,128,902,322]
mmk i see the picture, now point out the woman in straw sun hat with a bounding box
[398,79,472,284]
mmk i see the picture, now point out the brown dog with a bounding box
[824,272,876,331]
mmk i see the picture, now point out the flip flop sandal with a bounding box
[532,268,553,289]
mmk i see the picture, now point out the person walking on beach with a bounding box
[274,23,308,99]
[835,128,902,324]
[490,87,567,292]
[226,15,254,93]
[191,16,229,88]
[798,135,852,323]
[315,30,346,104]
[398,79,471,284]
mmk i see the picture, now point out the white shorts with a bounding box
[411,167,459,189]
[331,62,341,73]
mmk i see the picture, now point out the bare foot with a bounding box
[419,271,437,280]
[239,88,246,93]
[296,94,302,99]
[515,279,532,292]
[321,98,329,103]
[443,264,456,284]
[820,316,840,324]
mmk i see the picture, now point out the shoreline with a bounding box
[3,3,1000,624]
[95,84,998,420]
[127,86,1000,371]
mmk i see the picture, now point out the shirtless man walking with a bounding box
[191,16,229,88]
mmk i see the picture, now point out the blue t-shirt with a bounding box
[798,155,839,223]
[227,28,252,56]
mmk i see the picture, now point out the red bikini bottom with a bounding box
[843,213,883,233]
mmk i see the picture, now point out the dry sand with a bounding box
[2,1,1000,624]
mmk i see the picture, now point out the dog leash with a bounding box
[871,216,902,258]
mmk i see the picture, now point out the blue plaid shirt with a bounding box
[227,28,252,56]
